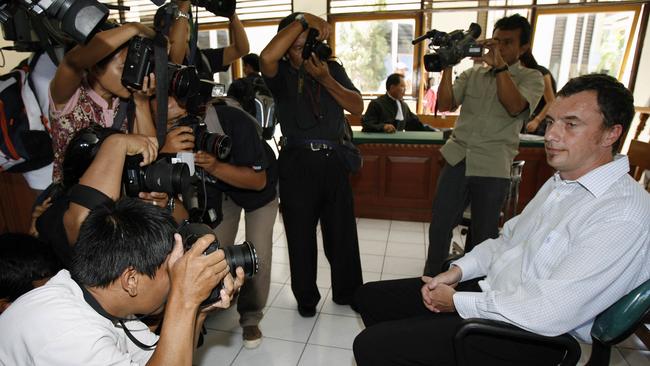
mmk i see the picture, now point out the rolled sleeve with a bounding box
[453,291,486,319]
[516,69,545,117]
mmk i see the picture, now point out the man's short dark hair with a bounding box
[0,233,62,301]
[278,12,302,32]
[242,53,260,73]
[386,73,404,91]
[71,198,177,288]
[494,14,532,46]
[557,74,634,152]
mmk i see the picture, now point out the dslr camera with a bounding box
[190,0,235,17]
[121,36,201,104]
[413,23,483,72]
[178,221,258,306]
[302,28,331,61]
[174,114,232,160]
[123,154,192,198]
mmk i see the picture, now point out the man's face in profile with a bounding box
[388,77,407,101]
[134,257,173,315]
[544,90,618,180]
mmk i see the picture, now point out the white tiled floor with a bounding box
[193,215,650,366]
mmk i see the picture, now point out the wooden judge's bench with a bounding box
[348,115,554,222]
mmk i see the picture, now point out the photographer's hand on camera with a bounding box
[480,38,507,69]
[303,13,331,41]
[194,151,266,190]
[132,72,158,137]
[160,126,195,154]
[200,266,245,312]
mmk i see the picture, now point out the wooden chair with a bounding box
[627,139,650,182]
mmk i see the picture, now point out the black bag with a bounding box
[334,119,362,174]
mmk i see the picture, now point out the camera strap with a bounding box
[72,277,159,350]
[154,33,169,146]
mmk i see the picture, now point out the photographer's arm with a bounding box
[436,67,456,112]
[132,74,157,137]
[495,71,529,116]
[260,13,330,78]
[305,55,363,115]
[168,1,192,64]
[50,23,155,107]
[221,14,250,66]
[63,134,159,244]
[194,151,266,191]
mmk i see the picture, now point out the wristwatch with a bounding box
[493,64,509,74]
[295,13,309,31]
[173,8,190,21]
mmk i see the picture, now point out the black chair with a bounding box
[453,278,650,366]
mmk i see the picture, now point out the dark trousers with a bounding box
[425,161,509,276]
[279,148,363,308]
[352,278,566,366]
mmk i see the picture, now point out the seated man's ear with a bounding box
[0,298,11,314]
[120,267,139,297]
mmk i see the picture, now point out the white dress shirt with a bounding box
[387,93,404,121]
[452,155,650,342]
[0,270,158,365]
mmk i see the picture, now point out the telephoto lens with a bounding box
[123,155,192,197]
[178,222,258,306]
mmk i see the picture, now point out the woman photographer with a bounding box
[49,22,157,183]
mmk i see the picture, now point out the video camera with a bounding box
[178,221,258,306]
[0,0,108,46]
[302,28,331,61]
[412,23,483,72]
[190,0,235,17]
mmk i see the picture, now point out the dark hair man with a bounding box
[425,14,545,275]
[362,73,437,133]
[352,74,649,365]
[259,12,364,317]
[0,131,244,365]
[0,233,62,313]
[242,53,261,76]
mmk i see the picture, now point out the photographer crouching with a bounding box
[260,12,363,316]
[0,132,244,365]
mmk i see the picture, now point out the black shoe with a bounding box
[298,305,316,318]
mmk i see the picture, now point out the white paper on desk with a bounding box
[519,133,545,141]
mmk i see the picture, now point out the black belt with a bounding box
[279,137,339,151]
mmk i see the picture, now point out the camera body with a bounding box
[301,28,332,61]
[190,0,235,17]
[422,23,483,72]
[122,154,192,198]
[121,36,200,104]
[178,221,258,306]
[174,114,232,161]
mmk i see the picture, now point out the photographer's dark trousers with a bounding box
[279,147,363,309]
[425,161,509,276]
[352,278,566,366]
[213,194,278,327]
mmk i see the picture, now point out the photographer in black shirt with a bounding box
[260,12,363,316]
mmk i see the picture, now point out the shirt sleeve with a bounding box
[453,214,650,338]
[48,84,81,118]
[451,68,472,107]
[361,100,385,132]
[201,48,230,73]
[328,61,360,94]
[218,106,267,171]
[516,69,545,117]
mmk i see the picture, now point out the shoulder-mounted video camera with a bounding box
[412,23,483,72]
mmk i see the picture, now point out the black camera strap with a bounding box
[154,33,169,146]
[72,277,159,350]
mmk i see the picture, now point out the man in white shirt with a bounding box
[352,74,650,366]
[0,133,244,366]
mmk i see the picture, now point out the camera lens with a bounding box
[143,159,191,195]
[223,241,258,278]
[198,131,232,161]
[169,65,200,104]
[423,53,443,72]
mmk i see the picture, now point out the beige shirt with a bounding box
[441,62,544,178]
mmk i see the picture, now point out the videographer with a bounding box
[48,22,158,183]
[0,196,244,365]
[154,92,278,349]
[260,12,363,316]
[425,14,544,275]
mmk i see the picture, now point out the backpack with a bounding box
[227,75,277,140]
[0,67,53,173]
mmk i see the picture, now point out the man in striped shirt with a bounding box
[353,74,650,366]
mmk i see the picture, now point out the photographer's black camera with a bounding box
[174,114,232,161]
[121,36,200,103]
[178,222,258,306]
[413,23,483,72]
[190,0,235,18]
[123,154,192,198]
[302,28,331,61]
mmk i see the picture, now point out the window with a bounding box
[334,18,417,95]
[531,4,642,89]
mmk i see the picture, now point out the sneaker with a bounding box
[242,325,262,349]
[297,305,316,318]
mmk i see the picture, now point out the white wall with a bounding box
[633,23,650,106]
[293,0,327,19]
[0,38,28,73]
